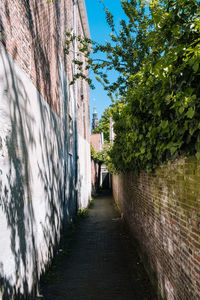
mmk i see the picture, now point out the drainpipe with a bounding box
[73,0,79,210]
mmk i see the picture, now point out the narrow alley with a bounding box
[39,192,157,300]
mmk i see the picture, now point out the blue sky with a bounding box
[85,0,125,124]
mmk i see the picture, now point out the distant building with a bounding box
[91,132,110,194]
[91,133,102,153]
[92,106,99,131]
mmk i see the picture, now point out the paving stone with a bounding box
[39,191,157,300]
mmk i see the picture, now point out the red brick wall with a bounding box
[0,0,90,119]
[0,1,91,298]
[91,134,101,152]
[76,6,90,143]
[112,157,200,300]
[0,0,60,112]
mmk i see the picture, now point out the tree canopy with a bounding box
[66,0,200,173]
[109,0,200,173]
[92,106,113,142]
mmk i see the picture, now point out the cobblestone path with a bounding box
[39,192,157,300]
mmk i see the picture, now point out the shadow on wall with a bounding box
[0,1,77,298]
[0,41,38,299]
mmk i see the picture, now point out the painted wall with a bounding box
[0,0,91,298]
[76,0,91,208]
[0,45,77,299]
[78,135,91,208]
[112,157,200,300]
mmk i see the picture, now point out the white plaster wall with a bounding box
[0,45,77,299]
[78,134,91,208]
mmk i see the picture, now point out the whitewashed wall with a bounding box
[78,135,91,209]
[0,45,81,299]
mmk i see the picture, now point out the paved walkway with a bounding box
[39,192,157,300]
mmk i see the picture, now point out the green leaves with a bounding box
[91,145,104,163]
[65,0,200,173]
[186,107,195,119]
[196,152,200,160]
[92,106,113,142]
[160,120,168,129]
[107,0,200,173]
[65,0,150,96]
[179,107,185,114]
[193,61,199,72]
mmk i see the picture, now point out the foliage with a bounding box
[88,197,94,208]
[102,142,117,174]
[65,0,150,96]
[67,0,200,173]
[92,106,113,142]
[110,0,200,173]
[77,208,89,218]
[90,145,104,164]
[91,141,117,173]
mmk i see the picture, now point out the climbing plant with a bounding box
[110,0,200,173]
[66,0,200,173]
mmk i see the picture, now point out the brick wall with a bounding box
[1,0,62,112]
[91,134,101,152]
[112,156,200,300]
[0,0,91,298]
[0,0,90,118]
